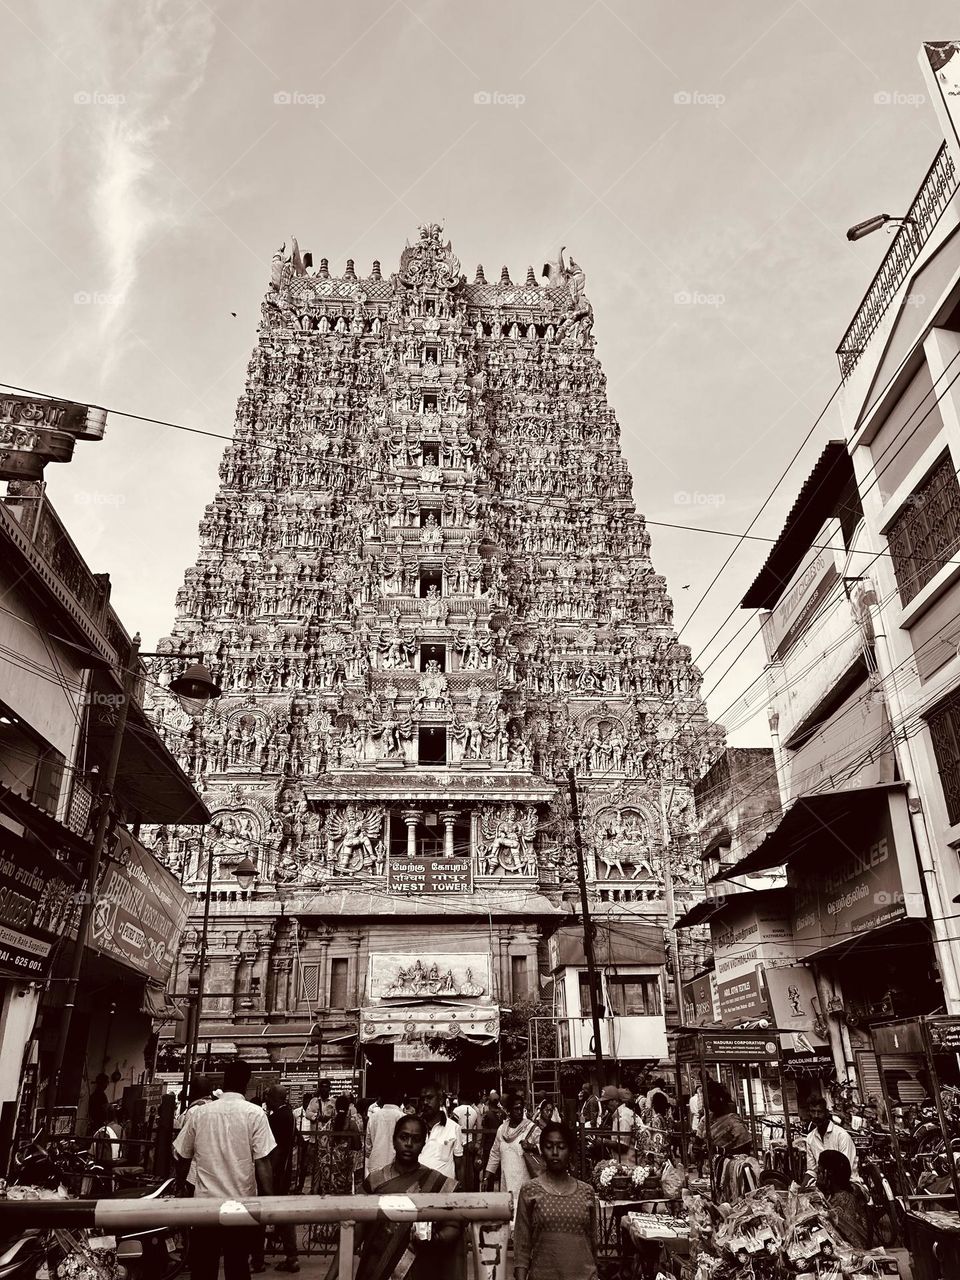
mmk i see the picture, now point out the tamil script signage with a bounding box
[86,828,190,983]
[0,829,78,979]
[388,855,472,893]
[789,790,924,955]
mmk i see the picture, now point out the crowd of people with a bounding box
[154,1064,887,1279]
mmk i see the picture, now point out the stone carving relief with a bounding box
[477,803,538,877]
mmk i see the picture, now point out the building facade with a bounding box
[0,400,200,1150]
[146,226,722,1095]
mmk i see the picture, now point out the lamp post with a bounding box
[180,852,259,1109]
[44,644,221,1123]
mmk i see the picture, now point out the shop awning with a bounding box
[548,922,665,970]
[360,1003,499,1045]
[712,783,905,881]
[141,984,184,1020]
[674,898,726,929]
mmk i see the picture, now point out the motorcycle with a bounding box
[7,1136,182,1280]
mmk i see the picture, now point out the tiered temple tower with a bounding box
[147,226,722,1092]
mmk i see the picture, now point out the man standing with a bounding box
[578,1081,600,1129]
[292,1091,315,1192]
[419,1083,463,1179]
[805,1095,858,1180]
[174,1060,275,1280]
[252,1086,299,1274]
[480,1090,504,1171]
[452,1096,481,1190]
[365,1089,403,1177]
[313,1078,336,1128]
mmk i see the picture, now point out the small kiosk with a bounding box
[871,1015,960,1279]
[675,1028,802,1197]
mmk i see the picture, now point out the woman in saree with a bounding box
[350,1114,461,1280]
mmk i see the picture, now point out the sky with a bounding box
[0,0,956,746]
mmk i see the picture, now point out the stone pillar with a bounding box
[440,810,458,858]
[401,810,423,858]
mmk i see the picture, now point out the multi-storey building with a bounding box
[148,225,722,1097]
[0,395,201,1148]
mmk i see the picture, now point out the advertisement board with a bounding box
[789,791,924,955]
[0,829,78,980]
[683,974,720,1027]
[761,545,839,661]
[87,828,190,983]
[711,898,793,1023]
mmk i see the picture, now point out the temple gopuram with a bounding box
[146,225,722,1095]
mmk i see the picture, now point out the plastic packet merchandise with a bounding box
[715,1193,785,1259]
[682,1189,724,1257]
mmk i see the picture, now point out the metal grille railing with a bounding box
[836,142,958,380]
[886,454,960,604]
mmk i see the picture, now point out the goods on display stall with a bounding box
[681,1185,898,1280]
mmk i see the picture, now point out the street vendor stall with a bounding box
[871,1015,960,1280]
[675,1028,803,1200]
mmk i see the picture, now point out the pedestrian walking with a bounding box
[514,1122,598,1280]
[251,1085,299,1274]
[173,1060,275,1280]
[419,1083,463,1179]
[482,1091,536,1229]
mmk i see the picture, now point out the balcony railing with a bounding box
[836,142,958,380]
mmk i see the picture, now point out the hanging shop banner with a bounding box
[761,545,839,661]
[789,791,924,956]
[677,1032,779,1062]
[763,965,823,1035]
[784,685,894,798]
[388,855,473,893]
[0,830,78,979]
[86,827,190,983]
[718,969,766,1021]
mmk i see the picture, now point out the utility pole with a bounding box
[661,786,683,1019]
[566,767,605,1081]
[45,636,140,1120]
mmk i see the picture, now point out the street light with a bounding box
[167,662,223,716]
[233,856,258,891]
[845,214,915,242]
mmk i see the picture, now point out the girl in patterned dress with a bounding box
[513,1122,598,1280]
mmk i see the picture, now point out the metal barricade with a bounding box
[0,1192,512,1280]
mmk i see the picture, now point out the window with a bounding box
[887,454,960,604]
[300,963,320,1005]
[422,440,440,462]
[607,976,661,1017]
[329,958,349,1009]
[422,396,438,415]
[424,345,439,364]
[0,701,65,817]
[420,643,446,671]
[419,812,444,858]
[928,687,960,825]
[420,507,441,527]
[418,727,447,766]
[578,972,604,1018]
[511,955,529,1000]
[419,568,443,597]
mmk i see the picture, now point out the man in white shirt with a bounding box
[452,1097,481,1189]
[804,1095,858,1179]
[365,1090,404,1176]
[174,1060,275,1280]
[419,1082,463,1179]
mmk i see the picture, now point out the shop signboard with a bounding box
[678,1033,779,1062]
[783,687,894,800]
[926,1018,960,1052]
[86,828,190,983]
[711,897,793,1023]
[683,974,720,1027]
[789,791,924,955]
[764,965,824,1036]
[761,545,838,661]
[388,855,472,893]
[0,829,78,980]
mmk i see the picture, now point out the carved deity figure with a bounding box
[478,804,538,876]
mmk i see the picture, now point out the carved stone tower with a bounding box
[147,226,722,1089]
